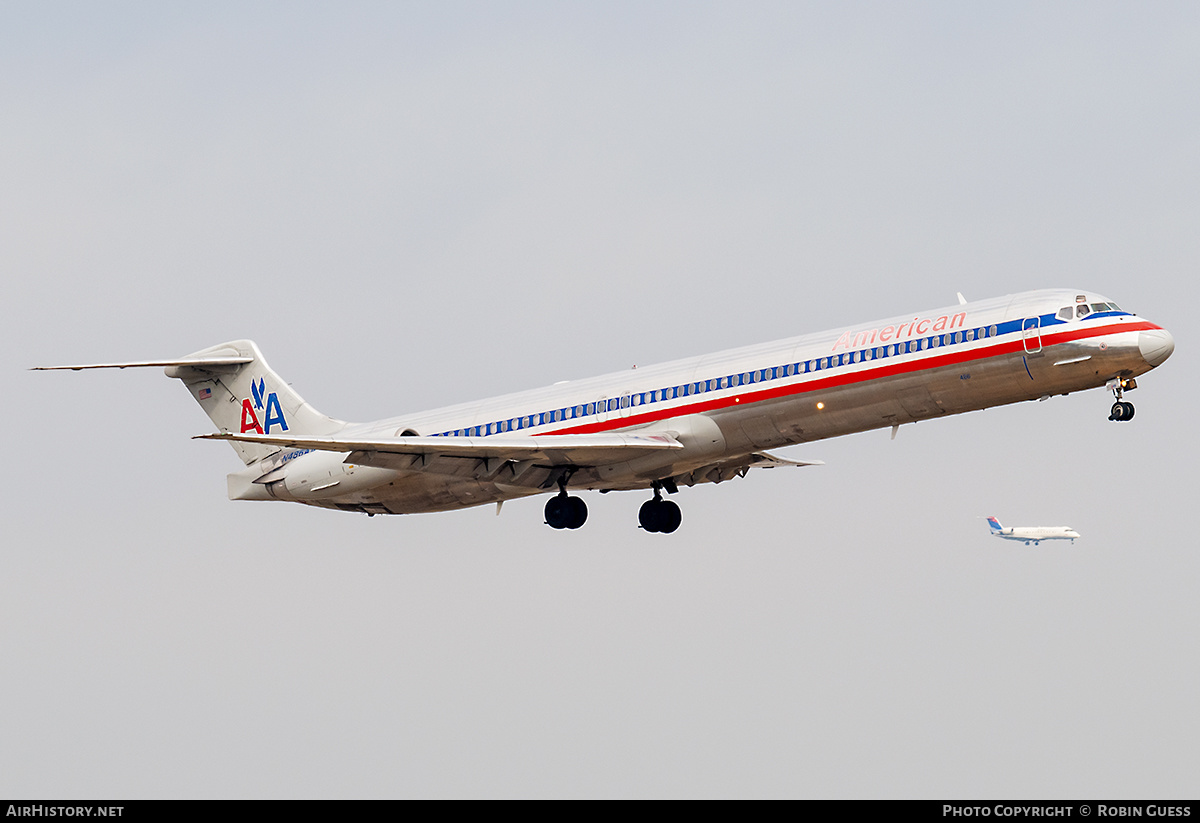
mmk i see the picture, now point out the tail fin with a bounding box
[987,516,1003,532]
[166,340,345,464]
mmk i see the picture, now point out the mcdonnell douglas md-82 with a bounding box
[36,289,1173,533]
[987,517,1081,545]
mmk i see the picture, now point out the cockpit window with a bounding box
[1107,302,1122,311]
[1090,302,1110,314]
[1057,307,1073,320]
[1076,304,1091,318]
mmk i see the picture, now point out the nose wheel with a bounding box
[638,484,682,533]
[1109,401,1135,421]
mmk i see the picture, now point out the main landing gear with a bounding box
[638,482,682,534]
[543,477,684,533]
[544,476,587,530]
[1107,377,1137,422]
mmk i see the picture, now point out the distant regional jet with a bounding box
[36,289,1172,533]
[987,517,1081,545]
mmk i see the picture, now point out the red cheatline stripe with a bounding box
[536,319,1161,436]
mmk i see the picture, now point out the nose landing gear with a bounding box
[1107,377,1137,422]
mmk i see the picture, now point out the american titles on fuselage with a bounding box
[831,311,968,352]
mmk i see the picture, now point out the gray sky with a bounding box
[3,1,1197,798]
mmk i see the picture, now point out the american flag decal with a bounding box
[198,387,212,400]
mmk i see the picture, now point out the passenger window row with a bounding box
[437,322,1010,437]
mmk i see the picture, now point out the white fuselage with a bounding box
[231,288,1173,515]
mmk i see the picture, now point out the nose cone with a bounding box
[1139,329,1175,368]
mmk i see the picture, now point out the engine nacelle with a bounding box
[272,451,396,500]
[227,450,400,502]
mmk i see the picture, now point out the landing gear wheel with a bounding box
[565,495,588,529]
[657,500,681,533]
[1109,401,1135,421]
[545,493,588,529]
[545,495,569,529]
[638,498,682,533]
[639,499,662,533]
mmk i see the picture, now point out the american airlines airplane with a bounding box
[36,289,1173,533]
[987,517,1081,545]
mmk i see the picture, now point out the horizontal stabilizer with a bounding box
[196,431,683,467]
[32,356,252,371]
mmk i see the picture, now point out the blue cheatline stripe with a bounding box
[434,313,1140,437]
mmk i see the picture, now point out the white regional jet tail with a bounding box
[35,340,346,465]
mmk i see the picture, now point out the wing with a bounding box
[198,432,819,493]
[195,431,683,470]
